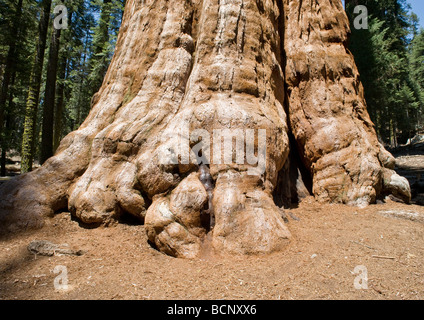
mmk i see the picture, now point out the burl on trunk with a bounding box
[0,0,410,258]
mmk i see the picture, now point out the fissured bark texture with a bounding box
[0,0,410,258]
[283,0,410,206]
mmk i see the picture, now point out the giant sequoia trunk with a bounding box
[0,0,411,257]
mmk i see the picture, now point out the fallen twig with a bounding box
[372,255,395,260]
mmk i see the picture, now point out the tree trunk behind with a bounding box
[0,0,411,258]
[0,0,24,166]
[20,0,52,173]
[0,73,16,176]
[40,27,62,164]
[53,56,67,153]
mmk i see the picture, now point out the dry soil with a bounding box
[1,157,423,300]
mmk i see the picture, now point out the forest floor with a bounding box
[0,154,423,300]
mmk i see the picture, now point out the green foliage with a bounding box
[0,0,124,173]
[0,0,38,153]
[65,0,124,130]
[87,0,123,94]
[409,29,424,131]
[410,29,424,97]
[346,0,424,145]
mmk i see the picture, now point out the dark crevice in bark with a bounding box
[272,0,313,208]
[118,210,144,225]
[273,133,313,208]
[198,164,215,231]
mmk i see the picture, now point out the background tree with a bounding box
[0,0,124,173]
[409,28,424,131]
[346,0,423,146]
[0,0,38,176]
[20,0,53,172]
[0,0,24,175]
[40,9,62,164]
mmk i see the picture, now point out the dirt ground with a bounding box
[1,156,424,300]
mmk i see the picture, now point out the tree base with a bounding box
[0,0,411,259]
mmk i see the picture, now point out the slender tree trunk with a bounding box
[74,28,90,129]
[53,56,67,153]
[0,0,23,162]
[0,150,5,177]
[0,95,12,176]
[389,118,396,147]
[20,0,53,173]
[40,27,62,164]
[0,72,16,176]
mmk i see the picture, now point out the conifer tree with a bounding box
[0,0,24,174]
[21,0,53,172]
[40,15,62,164]
[346,0,421,145]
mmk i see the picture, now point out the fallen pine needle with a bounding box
[372,255,395,260]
